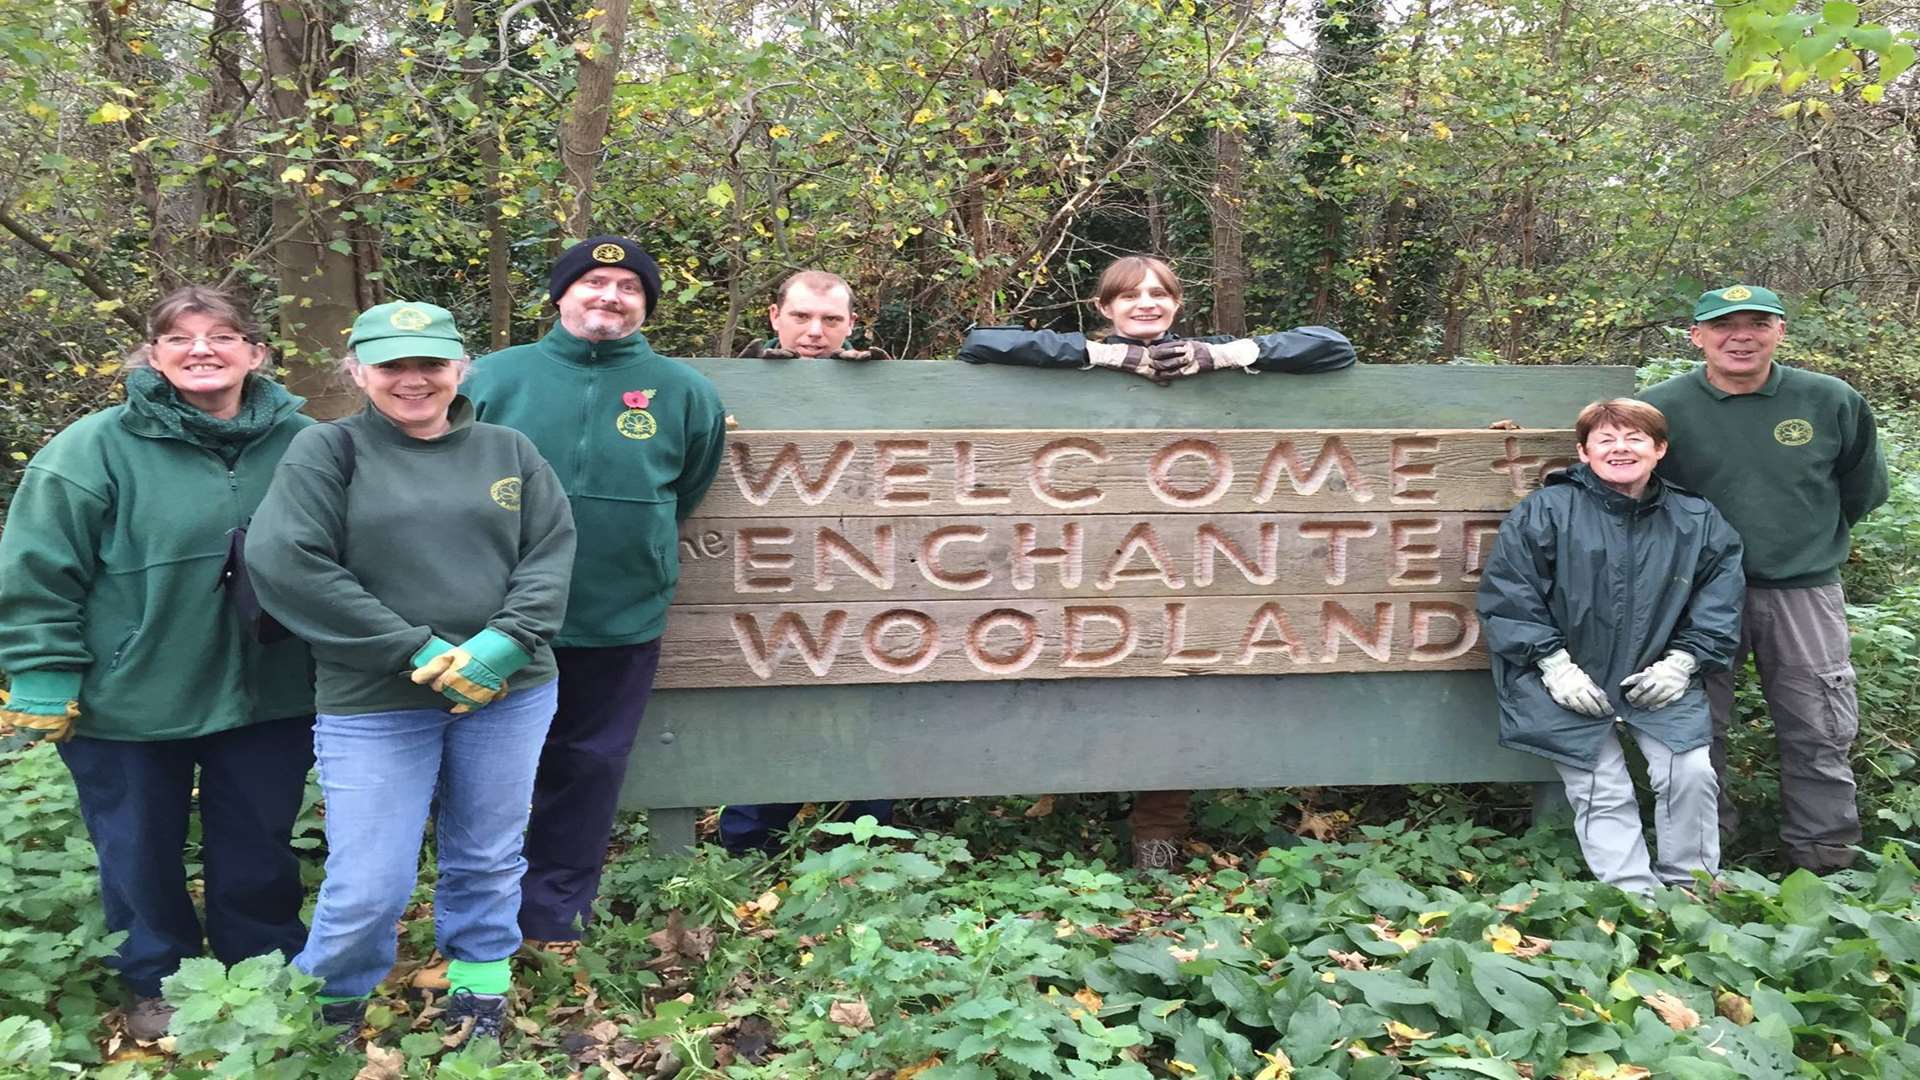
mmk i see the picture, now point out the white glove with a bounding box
[1538,648,1611,718]
[1620,650,1698,710]
[1085,341,1162,383]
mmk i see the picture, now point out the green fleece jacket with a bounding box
[466,326,727,646]
[1642,363,1888,588]
[243,398,576,714]
[0,379,315,741]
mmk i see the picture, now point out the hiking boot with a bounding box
[409,954,451,993]
[320,999,366,1048]
[443,988,508,1043]
[125,996,175,1042]
[1133,837,1184,872]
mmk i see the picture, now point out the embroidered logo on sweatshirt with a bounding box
[489,477,523,510]
[616,389,660,440]
[1774,419,1813,446]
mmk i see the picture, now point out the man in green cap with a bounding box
[1641,284,1889,873]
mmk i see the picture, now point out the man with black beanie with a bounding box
[463,235,727,951]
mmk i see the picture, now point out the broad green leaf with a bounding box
[1282,994,1343,1065]
[1468,953,1557,1027]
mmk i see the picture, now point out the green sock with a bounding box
[315,994,365,1005]
[445,958,512,996]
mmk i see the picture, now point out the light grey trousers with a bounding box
[1553,725,1719,895]
[1703,583,1862,872]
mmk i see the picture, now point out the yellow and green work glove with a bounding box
[408,629,530,714]
[0,671,82,743]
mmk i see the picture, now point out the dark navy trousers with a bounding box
[718,800,896,854]
[518,639,661,942]
[57,714,315,997]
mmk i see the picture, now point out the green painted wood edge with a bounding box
[622,670,1557,811]
[677,359,1638,430]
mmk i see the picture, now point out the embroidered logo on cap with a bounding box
[591,243,626,264]
[389,306,433,331]
[1774,419,1813,446]
[489,476,523,510]
[1721,286,1753,302]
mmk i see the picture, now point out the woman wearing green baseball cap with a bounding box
[245,301,577,1046]
[0,285,317,1042]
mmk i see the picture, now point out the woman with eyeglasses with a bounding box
[0,286,317,1042]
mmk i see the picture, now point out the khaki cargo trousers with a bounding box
[1703,583,1863,872]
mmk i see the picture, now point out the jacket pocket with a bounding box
[1817,664,1860,744]
[107,625,142,671]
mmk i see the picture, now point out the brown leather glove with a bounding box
[1086,341,1166,384]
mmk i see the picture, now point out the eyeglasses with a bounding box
[155,333,251,350]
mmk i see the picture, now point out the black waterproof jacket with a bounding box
[956,326,1355,373]
[1475,464,1745,768]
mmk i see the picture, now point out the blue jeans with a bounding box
[295,681,557,998]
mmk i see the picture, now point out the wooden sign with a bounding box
[662,428,1575,689]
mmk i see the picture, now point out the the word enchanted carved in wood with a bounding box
[660,429,1573,688]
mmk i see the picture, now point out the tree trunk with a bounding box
[195,0,252,270]
[457,0,513,350]
[86,0,175,290]
[1209,124,1247,336]
[559,0,632,237]
[260,0,371,416]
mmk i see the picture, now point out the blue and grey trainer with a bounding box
[444,988,509,1042]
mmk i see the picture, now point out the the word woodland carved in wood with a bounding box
[662,429,1574,688]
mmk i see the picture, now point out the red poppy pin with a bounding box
[623,390,651,409]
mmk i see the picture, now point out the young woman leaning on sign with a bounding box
[1475,399,1744,896]
[956,255,1356,386]
[957,255,1359,871]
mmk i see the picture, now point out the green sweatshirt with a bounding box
[466,326,727,646]
[0,379,315,741]
[1642,363,1888,588]
[243,398,577,714]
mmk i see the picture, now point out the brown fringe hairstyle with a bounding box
[144,285,258,342]
[1574,398,1669,446]
[1091,256,1183,312]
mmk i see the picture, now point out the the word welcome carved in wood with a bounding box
[662,429,1575,688]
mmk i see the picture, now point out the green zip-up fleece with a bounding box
[243,398,576,714]
[0,377,315,741]
[1641,363,1888,588]
[466,326,727,646]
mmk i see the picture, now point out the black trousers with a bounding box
[518,639,661,941]
[57,714,315,997]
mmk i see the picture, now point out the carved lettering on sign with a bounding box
[672,429,1569,687]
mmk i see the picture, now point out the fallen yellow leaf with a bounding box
[1645,990,1701,1031]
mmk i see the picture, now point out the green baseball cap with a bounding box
[1693,284,1786,322]
[348,302,466,364]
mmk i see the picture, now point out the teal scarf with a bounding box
[124,367,287,457]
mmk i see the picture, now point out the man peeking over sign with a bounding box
[738,270,889,360]
[957,255,1354,385]
[953,253,1358,871]
[723,267,895,855]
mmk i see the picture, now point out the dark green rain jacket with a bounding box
[1475,464,1745,769]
